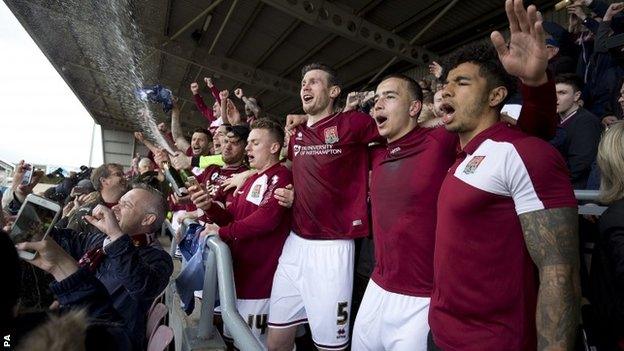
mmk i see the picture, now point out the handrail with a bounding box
[574,190,601,202]
[162,219,177,257]
[180,218,263,351]
[574,190,607,216]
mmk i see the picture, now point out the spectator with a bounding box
[588,121,624,350]
[576,3,624,117]
[551,73,602,189]
[191,77,222,124]
[196,125,250,205]
[418,90,445,128]
[234,88,262,124]
[132,158,165,192]
[137,157,154,175]
[191,119,292,348]
[600,77,624,128]
[51,185,173,350]
[2,160,44,215]
[1,232,131,350]
[545,33,578,75]
[170,97,214,159]
[57,163,127,235]
[213,123,230,155]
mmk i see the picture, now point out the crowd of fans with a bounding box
[2,0,624,350]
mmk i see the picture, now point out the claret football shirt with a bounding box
[429,122,577,350]
[287,110,381,240]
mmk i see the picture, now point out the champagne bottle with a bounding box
[162,161,189,196]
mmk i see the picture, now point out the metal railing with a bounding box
[574,190,607,216]
[163,219,263,351]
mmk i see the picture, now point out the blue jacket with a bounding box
[51,228,173,350]
[50,267,133,350]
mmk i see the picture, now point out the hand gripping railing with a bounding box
[180,218,263,351]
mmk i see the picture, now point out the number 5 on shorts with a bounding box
[337,302,349,325]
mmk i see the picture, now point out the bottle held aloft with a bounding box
[135,84,174,112]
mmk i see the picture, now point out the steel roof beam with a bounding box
[158,42,300,96]
[259,0,435,65]
[226,2,265,57]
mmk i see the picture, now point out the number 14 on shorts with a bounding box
[246,314,268,335]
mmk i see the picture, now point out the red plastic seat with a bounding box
[147,325,174,351]
[146,302,168,340]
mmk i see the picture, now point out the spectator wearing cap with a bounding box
[544,31,578,75]
[131,158,166,193]
[551,73,602,189]
[57,163,128,235]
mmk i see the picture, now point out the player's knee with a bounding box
[267,328,295,351]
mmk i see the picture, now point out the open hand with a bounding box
[490,0,548,86]
[274,184,294,208]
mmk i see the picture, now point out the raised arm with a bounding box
[219,90,230,125]
[519,207,580,350]
[170,98,190,151]
[206,77,221,104]
[492,0,557,140]
[134,132,160,156]
[235,88,261,117]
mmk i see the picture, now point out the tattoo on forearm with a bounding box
[520,207,580,351]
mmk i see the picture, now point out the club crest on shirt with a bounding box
[251,184,262,198]
[324,126,339,144]
[296,132,303,141]
[463,156,486,174]
[271,175,279,184]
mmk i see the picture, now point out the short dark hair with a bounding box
[379,73,424,102]
[555,73,583,92]
[251,118,285,147]
[301,63,342,88]
[226,125,251,144]
[90,163,123,191]
[192,128,213,142]
[444,42,518,107]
